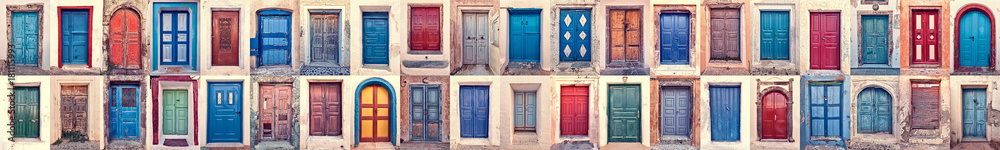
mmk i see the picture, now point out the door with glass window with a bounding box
[110,84,140,140]
[410,84,441,141]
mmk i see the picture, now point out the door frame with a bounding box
[803,80,848,146]
[855,86,894,134]
[211,9,242,67]
[558,8,593,62]
[152,76,199,145]
[109,8,144,69]
[809,12,841,70]
[307,9,342,65]
[656,11,692,65]
[109,84,142,141]
[57,6,94,68]
[960,87,989,139]
[507,8,542,62]
[857,13,893,66]
[606,84,642,142]
[9,4,44,67]
[909,9,941,66]
[152,2,199,71]
[605,6,644,68]
[954,5,996,71]
[353,78,397,146]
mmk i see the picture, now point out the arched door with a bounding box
[761,91,788,139]
[110,9,142,69]
[359,84,391,142]
[958,10,992,67]
[858,87,892,134]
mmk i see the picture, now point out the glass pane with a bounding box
[122,88,137,107]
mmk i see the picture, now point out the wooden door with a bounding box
[958,11,991,67]
[762,92,788,139]
[861,16,889,65]
[560,9,591,61]
[110,84,140,140]
[13,12,39,66]
[460,86,489,138]
[609,85,640,142]
[609,9,642,63]
[260,85,292,141]
[710,9,740,60]
[110,9,141,69]
[760,11,790,60]
[257,10,292,66]
[410,7,440,51]
[509,10,541,62]
[858,87,891,134]
[810,13,841,70]
[160,11,190,65]
[61,9,90,65]
[162,89,188,135]
[311,13,340,63]
[14,87,39,138]
[410,84,441,141]
[310,83,342,136]
[212,11,239,66]
[514,91,536,131]
[808,83,842,138]
[560,86,588,135]
[659,13,689,64]
[962,89,987,138]
[360,84,391,142]
[710,86,740,141]
[660,87,690,136]
[911,10,940,64]
[363,12,389,64]
[910,83,939,129]
[61,85,88,134]
[462,13,489,65]
[207,83,242,143]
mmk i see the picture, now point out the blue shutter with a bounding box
[659,13,690,64]
[362,12,389,64]
[959,11,991,67]
[858,88,891,134]
[460,86,489,138]
[61,10,89,65]
[760,11,790,60]
[257,10,292,66]
[962,89,987,138]
[710,86,740,141]
[860,16,889,65]
[13,12,39,66]
[508,9,542,62]
[559,9,591,61]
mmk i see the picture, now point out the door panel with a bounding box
[660,87,690,136]
[509,11,541,62]
[13,12,39,66]
[14,87,39,138]
[861,16,889,65]
[959,11,991,67]
[163,89,189,135]
[310,83,342,136]
[61,9,90,65]
[311,13,340,63]
[810,13,841,69]
[258,12,292,66]
[911,83,940,129]
[911,10,940,64]
[760,11,790,60]
[609,9,642,63]
[410,85,441,141]
[207,83,242,143]
[410,7,440,51]
[463,13,489,65]
[762,92,788,139]
[110,9,141,68]
[858,87,891,134]
[110,85,140,140]
[363,12,389,64]
[460,86,489,138]
[962,89,987,138]
[710,9,740,60]
[560,86,588,135]
[560,10,591,61]
[212,11,240,66]
[61,85,88,133]
[609,85,640,142]
[260,85,292,141]
[710,86,740,141]
[160,11,190,65]
[809,84,842,138]
[514,91,536,131]
[659,13,689,64]
[360,85,391,142]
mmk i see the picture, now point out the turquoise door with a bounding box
[959,11,991,67]
[962,89,987,138]
[857,87,891,134]
[61,9,90,65]
[13,12,39,66]
[110,84,141,140]
[760,11,790,60]
[362,12,389,64]
[861,16,889,65]
[509,9,541,62]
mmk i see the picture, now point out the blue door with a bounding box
[809,83,842,138]
[858,87,891,134]
[160,11,190,65]
[560,9,591,61]
[962,89,987,138]
[710,86,740,141]
[459,86,489,138]
[860,16,889,65]
[659,13,689,64]
[363,12,389,64]
[13,12,39,66]
[110,84,140,140]
[61,9,89,65]
[661,87,690,136]
[258,10,292,66]
[208,82,243,143]
[760,11,790,60]
[959,11,991,67]
[509,9,541,62]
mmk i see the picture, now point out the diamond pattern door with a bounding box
[560,10,591,61]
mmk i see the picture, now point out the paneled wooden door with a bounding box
[608,85,640,142]
[710,9,740,60]
[410,7,441,51]
[61,85,88,135]
[162,89,189,135]
[460,86,489,138]
[560,9,591,61]
[962,88,987,138]
[61,9,90,66]
[514,91,536,131]
[310,83,342,136]
[858,87,892,134]
[861,16,890,65]
[608,9,642,64]
[660,87,690,136]
[910,83,940,129]
[160,11,190,66]
[212,11,240,66]
[509,9,541,62]
[14,87,40,138]
[810,12,840,70]
[410,84,441,141]
[363,12,389,64]
[911,10,940,65]
[958,10,991,67]
[761,91,788,139]
[462,12,489,65]
[808,83,842,138]
[360,84,391,142]
[12,12,39,66]
[110,84,140,140]
[207,83,242,143]
[560,86,588,135]
[260,85,292,141]
[311,12,340,63]
[110,9,141,69]
[257,10,292,66]
[659,13,689,64]
[760,11,790,60]
[710,86,740,141]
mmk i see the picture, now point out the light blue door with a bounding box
[13,12,39,66]
[760,11,790,60]
[560,9,591,61]
[363,12,389,64]
[160,11,190,65]
[258,10,292,66]
[660,13,689,64]
[208,82,242,143]
[509,9,541,62]
[959,11,991,67]
[61,9,89,65]
[710,86,740,141]
[962,89,987,138]
[809,83,842,138]
[110,84,140,140]
[858,87,891,134]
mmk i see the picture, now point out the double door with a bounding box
[460,86,489,138]
[13,12,39,66]
[609,10,642,64]
[162,90,189,135]
[861,16,890,65]
[463,13,489,65]
[410,85,441,141]
[260,85,293,141]
[310,83,342,136]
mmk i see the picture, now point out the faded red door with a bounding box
[762,91,788,139]
[212,11,239,66]
[309,83,342,136]
[560,86,588,135]
[410,7,441,51]
[109,9,141,69]
[61,85,88,134]
[710,9,740,60]
[609,9,641,63]
[810,12,841,69]
[260,85,292,141]
[912,10,940,65]
[910,83,940,129]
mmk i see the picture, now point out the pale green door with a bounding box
[163,89,188,135]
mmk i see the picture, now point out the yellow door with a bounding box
[360,85,391,142]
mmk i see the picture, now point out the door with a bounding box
[608,85,640,142]
[609,9,642,63]
[710,86,740,141]
[861,16,889,65]
[858,87,891,134]
[160,11,190,65]
[660,87,690,136]
[809,83,842,138]
[560,9,591,61]
[460,86,489,138]
[212,11,240,66]
[509,10,541,62]
[61,9,90,65]
[810,13,841,70]
[110,9,141,68]
[410,7,441,51]
[13,87,39,138]
[207,83,242,143]
[61,85,88,134]
[162,89,188,135]
[359,84,391,142]
[659,13,689,64]
[959,11,991,67]
[710,9,740,60]
[762,91,788,139]
[260,85,292,141]
[911,83,940,129]
[912,10,940,64]
[311,13,340,63]
[258,10,292,66]
[463,13,489,65]
[362,12,389,64]
[410,84,441,141]
[561,86,588,135]
[110,84,140,140]
[962,88,987,138]
[310,83,342,136]
[13,12,39,66]
[760,11,790,60]
[514,91,536,131]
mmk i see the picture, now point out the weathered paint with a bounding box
[899,0,953,75]
[448,76,552,147]
[947,76,1000,145]
[1,76,54,149]
[597,75,650,147]
[150,76,199,148]
[650,2,699,76]
[697,76,801,149]
[800,75,851,148]
[398,75,450,144]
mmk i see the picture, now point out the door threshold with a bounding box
[204,142,245,147]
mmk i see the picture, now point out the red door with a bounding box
[762,91,787,139]
[410,7,440,51]
[260,85,292,141]
[911,10,940,64]
[810,12,840,70]
[109,9,141,69]
[560,86,588,135]
[309,83,342,136]
[212,11,239,66]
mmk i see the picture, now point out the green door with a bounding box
[163,89,188,135]
[609,85,641,142]
[14,87,40,138]
[861,15,889,65]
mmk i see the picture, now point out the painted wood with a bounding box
[659,13,689,64]
[911,10,940,64]
[809,84,842,138]
[560,9,591,61]
[410,7,440,51]
[13,87,39,138]
[460,86,489,138]
[258,10,292,66]
[857,87,891,134]
[162,89,189,135]
[608,85,640,142]
[360,84,392,142]
[760,11,790,60]
[207,83,242,143]
[762,91,788,139]
[13,12,39,66]
[861,16,889,65]
[660,87,690,136]
[363,12,389,64]
[514,91,536,131]
[962,88,987,138]
[61,9,90,65]
[110,84,140,140]
[160,11,191,65]
[410,84,441,141]
[560,86,588,135]
[212,11,240,66]
[310,83,342,136]
[462,13,489,65]
[710,9,740,60]
[810,13,841,70]
[509,9,541,62]
[959,11,991,67]
[910,83,940,129]
[60,85,88,134]
[710,86,740,141]
[609,9,642,62]
[109,9,141,68]
[311,13,340,63]
[260,85,293,141]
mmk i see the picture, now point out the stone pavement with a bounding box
[50,141,99,150]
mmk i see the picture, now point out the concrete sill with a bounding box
[459,138,491,145]
[308,136,344,141]
[13,138,42,143]
[408,50,443,55]
[204,142,245,148]
[61,64,90,69]
[809,137,841,141]
[362,64,390,70]
[560,135,589,141]
[961,138,988,142]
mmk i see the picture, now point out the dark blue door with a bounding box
[258,10,292,66]
[962,88,987,138]
[959,11,991,67]
[459,86,489,138]
[659,13,689,64]
[760,11,790,60]
[861,16,889,65]
[509,9,541,62]
[61,9,89,65]
[110,84,140,140]
[363,12,389,64]
[160,11,190,65]
[809,83,842,138]
[560,9,591,61]
[13,12,39,66]
[858,87,891,134]
[208,82,243,143]
[710,86,739,141]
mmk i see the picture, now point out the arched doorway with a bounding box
[761,91,788,139]
[956,5,995,71]
[109,8,142,69]
[857,87,892,134]
[354,78,397,146]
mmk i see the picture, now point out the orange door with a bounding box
[360,85,391,142]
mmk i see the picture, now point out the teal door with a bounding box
[13,12,39,66]
[860,16,889,65]
[508,9,541,62]
[362,12,389,64]
[858,87,891,134]
[110,84,141,140]
[608,85,640,142]
[962,89,987,138]
[61,9,90,66]
[163,89,188,135]
[760,11,790,60]
[959,11,991,67]
[14,87,39,138]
